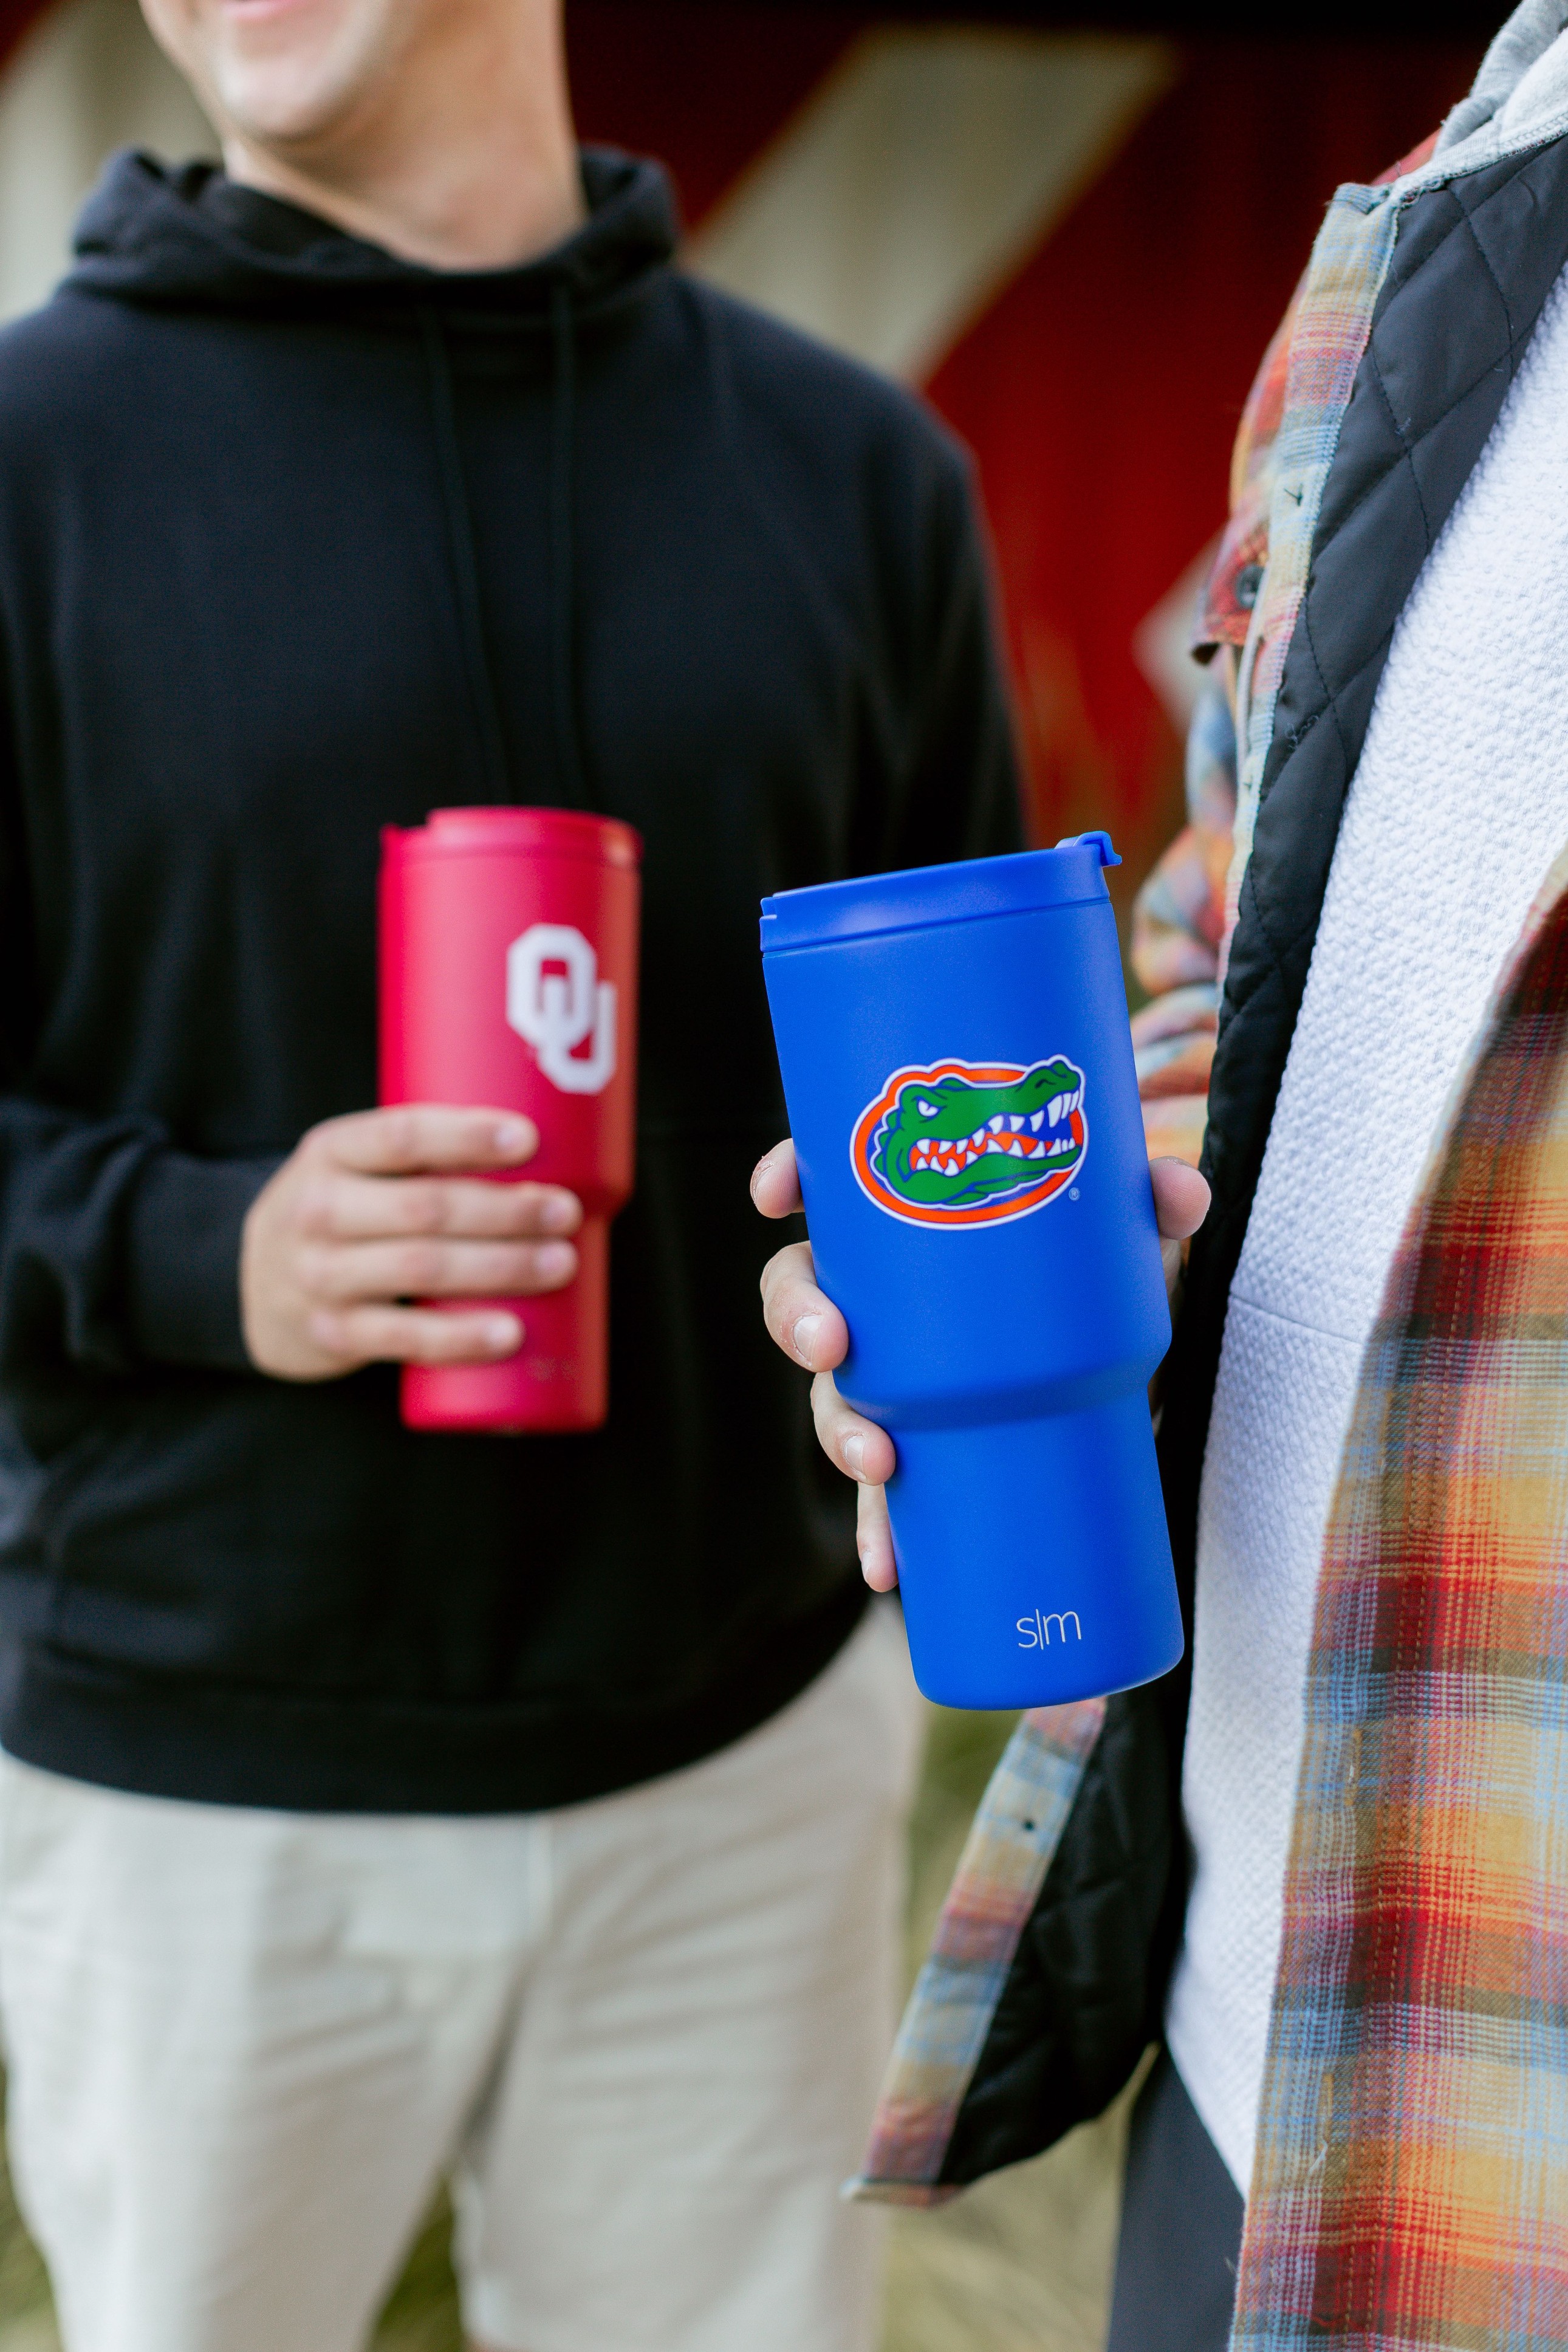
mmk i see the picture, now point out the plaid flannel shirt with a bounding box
[857,86,1568,2349]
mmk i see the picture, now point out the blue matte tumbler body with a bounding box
[761,834,1184,1709]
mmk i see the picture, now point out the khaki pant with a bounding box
[0,1603,922,2352]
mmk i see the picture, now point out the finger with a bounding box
[1151,1156,1210,1241]
[759,1241,849,1372]
[750,1139,803,1218]
[318,1105,541,1178]
[298,1173,581,1243]
[810,1371,896,1486]
[857,1483,899,1593]
[304,1238,578,1303]
[307,1304,525,1365]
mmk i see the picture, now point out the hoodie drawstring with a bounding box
[549,286,589,809]
[418,299,591,811]
[419,310,510,804]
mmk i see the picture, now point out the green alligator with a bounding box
[871,1058,1083,1210]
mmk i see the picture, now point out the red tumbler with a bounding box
[378,806,642,1432]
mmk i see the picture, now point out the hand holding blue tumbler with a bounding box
[760,835,1184,1709]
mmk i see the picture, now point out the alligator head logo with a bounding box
[850,1055,1086,1227]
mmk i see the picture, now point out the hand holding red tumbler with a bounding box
[378,807,642,1432]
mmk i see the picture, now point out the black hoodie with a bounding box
[0,149,1021,1811]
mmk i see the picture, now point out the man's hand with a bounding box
[752,1139,1210,1592]
[241,1106,582,1380]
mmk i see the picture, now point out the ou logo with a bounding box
[505,924,617,1095]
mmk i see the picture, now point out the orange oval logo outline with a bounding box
[849,1055,1086,1227]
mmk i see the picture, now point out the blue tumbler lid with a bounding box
[759,833,1120,953]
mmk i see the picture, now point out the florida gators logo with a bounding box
[851,1055,1086,1227]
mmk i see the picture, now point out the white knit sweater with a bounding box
[1165,250,1568,2193]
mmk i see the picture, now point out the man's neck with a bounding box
[219,16,585,272]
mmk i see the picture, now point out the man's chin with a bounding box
[205,7,393,153]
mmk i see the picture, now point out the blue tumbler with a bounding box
[760,834,1183,1709]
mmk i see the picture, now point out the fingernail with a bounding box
[843,1432,864,1478]
[535,1243,575,1281]
[791,1312,821,1363]
[495,1119,532,1155]
[485,1315,522,1353]
[748,1148,774,1198]
[541,1195,578,1233]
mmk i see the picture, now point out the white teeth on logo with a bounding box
[916,1097,1078,1168]
[914,1122,1069,1174]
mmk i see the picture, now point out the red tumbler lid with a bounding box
[386,806,642,869]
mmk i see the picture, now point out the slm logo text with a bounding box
[1016,1608,1083,1648]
